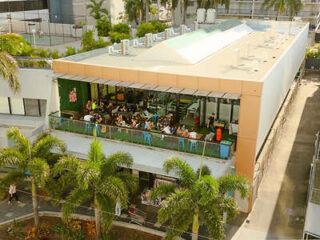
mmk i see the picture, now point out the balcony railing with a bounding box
[49,116,232,160]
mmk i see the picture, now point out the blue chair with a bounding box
[189,140,197,151]
[178,138,185,150]
[142,132,151,145]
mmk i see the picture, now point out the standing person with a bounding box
[8,184,22,205]
[207,113,215,132]
[86,100,92,112]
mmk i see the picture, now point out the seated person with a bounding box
[84,112,94,122]
[144,119,151,130]
[99,100,106,113]
[163,125,172,134]
[189,128,197,140]
[106,102,113,115]
[205,132,215,142]
[95,114,103,124]
[181,129,189,138]
[176,126,183,136]
[171,126,177,134]
[92,100,97,111]
[86,100,92,112]
[181,125,186,131]
[119,104,127,112]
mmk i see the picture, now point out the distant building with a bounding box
[173,0,320,29]
[49,0,125,25]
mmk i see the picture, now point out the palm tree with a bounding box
[171,0,179,25]
[145,0,150,23]
[125,0,144,25]
[86,0,109,20]
[0,51,19,93]
[0,128,66,227]
[55,137,137,239]
[151,157,249,240]
[262,0,302,20]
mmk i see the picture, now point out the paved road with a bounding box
[234,72,320,240]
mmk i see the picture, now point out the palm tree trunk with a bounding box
[192,209,199,240]
[181,1,185,24]
[94,192,101,239]
[276,8,281,21]
[145,0,150,23]
[172,8,176,26]
[31,178,39,228]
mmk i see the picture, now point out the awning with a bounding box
[54,73,241,100]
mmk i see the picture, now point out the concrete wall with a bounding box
[256,24,309,155]
[0,68,58,128]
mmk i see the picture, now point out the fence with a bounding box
[14,56,52,69]
[49,116,227,160]
[308,132,320,204]
[305,58,320,70]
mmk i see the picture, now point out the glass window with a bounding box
[0,97,10,114]
[232,100,240,122]
[206,98,217,121]
[10,98,25,115]
[40,99,47,117]
[180,95,200,127]
[219,99,231,122]
[24,99,40,116]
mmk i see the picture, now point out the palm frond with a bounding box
[52,155,81,177]
[195,175,219,206]
[96,193,115,231]
[218,175,249,198]
[101,152,133,176]
[199,205,225,240]
[163,157,196,187]
[77,162,100,190]
[150,183,175,201]
[98,176,129,209]
[0,148,25,168]
[158,189,193,224]
[28,158,50,186]
[0,51,19,93]
[62,188,93,222]
[115,172,138,194]
[6,127,30,156]
[32,135,66,158]
[164,209,193,240]
[87,138,104,166]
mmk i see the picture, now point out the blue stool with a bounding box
[189,141,197,151]
[94,124,101,136]
[178,138,185,150]
[142,132,151,145]
[25,170,31,176]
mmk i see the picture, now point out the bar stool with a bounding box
[142,132,151,145]
[178,138,185,150]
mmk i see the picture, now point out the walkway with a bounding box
[233,72,320,239]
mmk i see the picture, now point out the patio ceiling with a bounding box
[54,74,240,100]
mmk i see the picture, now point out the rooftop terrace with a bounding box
[57,19,308,82]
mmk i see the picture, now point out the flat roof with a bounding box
[56,20,308,82]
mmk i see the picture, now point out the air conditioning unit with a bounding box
[120,39,129,55]
[145,33,153,47]
[197,8,206,23]
[206,9,216,24]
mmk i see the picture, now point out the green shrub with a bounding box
[96,16,112,37]
[306,46,320,59]
[109,31,130,43]
[112,23,131,34]
[65,46,77,56]
[136,23,156,37]
[81,30,110,51]
[150,20,167,32]
[0,33,29,56]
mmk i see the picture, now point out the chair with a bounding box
[178,138,185,150]
[94,124,101,136]
[189,140,197,151]
[142,132,151,145]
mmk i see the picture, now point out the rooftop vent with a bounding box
[206,9,216,24]
[120,39,129,55]
[145,33,153,47]
[197,8,206,23]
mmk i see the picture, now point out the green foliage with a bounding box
[306,46,320,59]
[125,0,144,24]
[109,31,131,43]
[86,0,109,20]
[196,165,211,178]
[136,21,167,38]
[81,30,110,51]
[0,33,30,56]
[65,46,77,57]
[112,23,131,34]
[152,157,249,240]
[150,20,167,32]
[96,16,112,37]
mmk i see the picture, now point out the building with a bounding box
[303,132,320,239]
[49,0,125,25]
[0,0,49,22]
[47,19,308,212]
[173,0,320,29]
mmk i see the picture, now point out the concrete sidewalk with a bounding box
[234,73,320,239]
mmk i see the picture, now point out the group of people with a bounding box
[82,100,219,142]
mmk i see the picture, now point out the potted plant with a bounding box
[72,21,86,38]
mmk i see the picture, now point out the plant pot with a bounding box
[72,27,83,38]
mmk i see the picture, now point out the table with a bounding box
[214,121,225,128]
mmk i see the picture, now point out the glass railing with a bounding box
[49,116,232,160]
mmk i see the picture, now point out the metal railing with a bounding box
[308,132,320,205]
[49,116,230,160]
